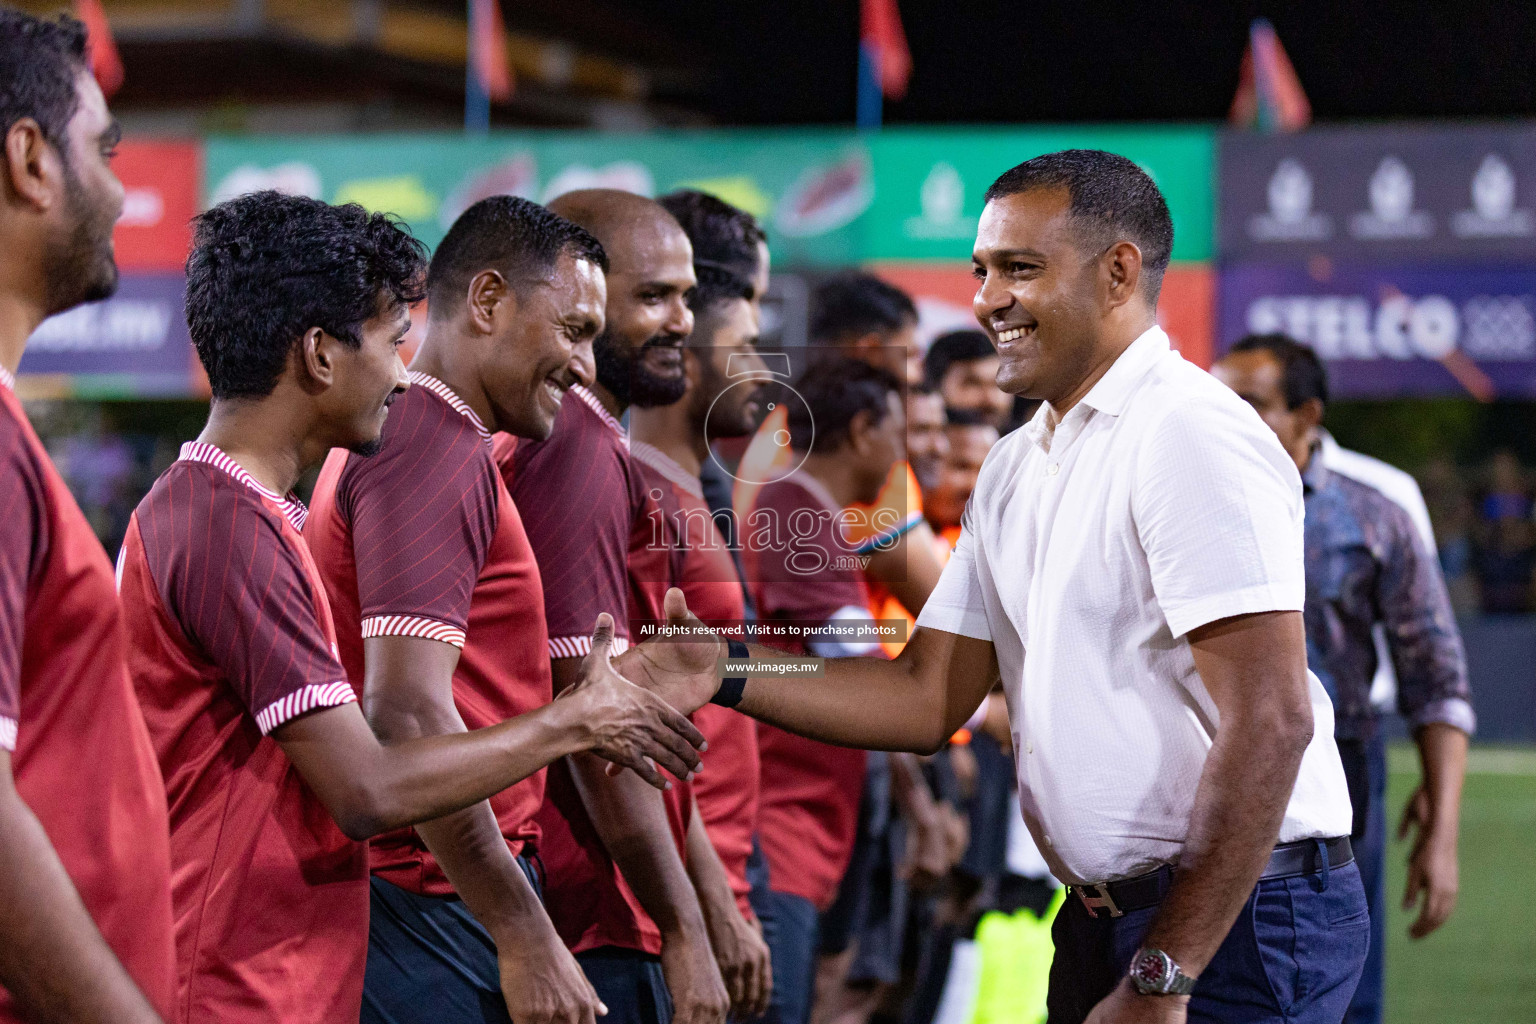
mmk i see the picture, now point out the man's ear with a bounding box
[1102,240,1144,311]
[1297,397,1325,432]
[300,327,339,391]
[466,269,515,334]
[846,408,877,456]
[3,119,61,212]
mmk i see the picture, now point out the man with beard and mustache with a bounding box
[619,151,1364,1024]
[499,189,729,1024]
[630,192,775,1023]
[0,11,176,1022]
[119,191,706,1024]
[305,195,704,1024]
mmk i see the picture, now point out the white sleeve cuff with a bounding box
[0,715,16,751]
[548,635,631,660]
[254,681,357,735]
[1160,583,1303,640]
[362,615,467,649]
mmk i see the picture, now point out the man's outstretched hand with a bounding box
[556,611,708,789]
[614,588,727,718]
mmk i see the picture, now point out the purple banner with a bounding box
[20,273,193,395]
[1217,263,1536,398]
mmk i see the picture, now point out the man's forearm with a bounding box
[1138,710,1311,975]
[1416,722,1468,832]
[0,787,161,1024]
[719,628,996,754]
[683,802,743,931]
[367,693,555,944]
[568,752,708,939]
[416,806,550,945]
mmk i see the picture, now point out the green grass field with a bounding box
[1384,744,1536,1023]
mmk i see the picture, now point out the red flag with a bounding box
[860,0,911,100]
[1229,19,1309,132]
[75,0,123,97]
[470,0,514,102]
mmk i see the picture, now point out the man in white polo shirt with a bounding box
[621,149,1364,1024]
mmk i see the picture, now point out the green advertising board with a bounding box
[866,126,1214,262]
[203,126,1213,266]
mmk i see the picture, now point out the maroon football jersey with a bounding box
[500,386,688,955]
[307,373,552,892]
[630,440,759,916]
[746,473,870,911]
[0,370,177,1022]
[120,441,364,1023]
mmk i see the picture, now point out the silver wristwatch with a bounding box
[1128,948,1196,996]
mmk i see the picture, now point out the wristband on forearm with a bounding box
[712,640,750,708]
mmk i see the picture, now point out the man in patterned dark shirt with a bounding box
[1214,334,1474,1024]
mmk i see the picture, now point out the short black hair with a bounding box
[984,149,1174,302]
[0,9,88,160]
[924,330,996,390]
[659,189,766,298]
[1228,333,1330,408]
[186,191,428,400]
[788,358,903,452]
[428,195,607,313]
[808,272,917,345]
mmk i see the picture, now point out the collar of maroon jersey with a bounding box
[630,439,703,499]
[407,371,492,446]
[572,384,628,449]
[0,364,14,392]
[177,441,308,531]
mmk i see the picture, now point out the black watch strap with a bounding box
[711,640,750,708]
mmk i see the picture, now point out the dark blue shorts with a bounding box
[575,948,672,1024]
[750,887,820,1024]
[362,856,543,1024]
[1045,849,1369,1024]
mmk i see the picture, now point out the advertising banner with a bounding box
[204,126,1215,265]
[1217,263,1536,398]
[1219,124,1536,263]
[111,140,200,272]
[867,127,1214,262]
[19,274,197,398]
[205,132,877,265]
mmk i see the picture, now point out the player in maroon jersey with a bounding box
[633,190,776,1020]
[502,189,729,1024]
[119,191,706,1024]
[0,12,177,1023]
[306,194,693,1024]
[740,360,905,1024]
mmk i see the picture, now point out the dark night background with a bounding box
[634,0,1536,124]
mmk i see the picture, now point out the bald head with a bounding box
[548,189,697,410]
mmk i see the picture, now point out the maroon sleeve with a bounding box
[339,401,496,649]
[139,467,350,734]
[504,400,636,658]
[0,414,44,749]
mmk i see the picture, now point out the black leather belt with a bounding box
[1069,836,1353,920]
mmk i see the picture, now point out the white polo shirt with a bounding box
[916,326,1353,886]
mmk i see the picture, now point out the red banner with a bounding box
[110,140,200,272]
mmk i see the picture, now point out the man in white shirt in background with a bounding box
[622,149,1366,1024]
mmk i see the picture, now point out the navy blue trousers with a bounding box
[575,948,672,1024]
[1342,733,1389,1024]
[750,885,820,1024]
[363,856,670,1024]
[363,856,544,1024]
[1045,851,1369,1024]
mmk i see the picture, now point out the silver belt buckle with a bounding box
[1075,883,1123,918]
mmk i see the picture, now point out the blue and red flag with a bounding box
[857,0,911,129]
[1229,18,1310,132]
